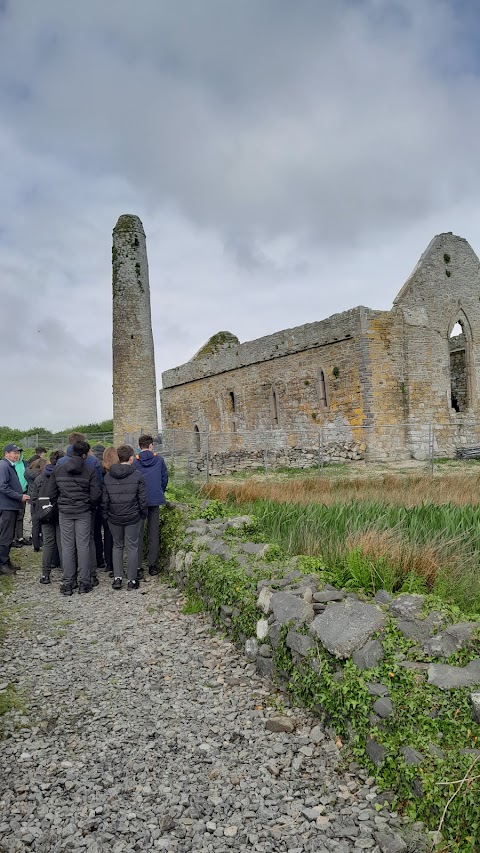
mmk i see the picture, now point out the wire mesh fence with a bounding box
[155,421,480,483]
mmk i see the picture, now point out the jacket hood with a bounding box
[109,463,136,480]
[136,450,157,468]
[66,445,73,457]
[64,455,84,474]
[44,463,54,477]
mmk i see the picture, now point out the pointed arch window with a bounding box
[194,424,201,453]
[448,312,473,412]
[270,384,280,427]
[318,368,330,409]
[228,390,237,432]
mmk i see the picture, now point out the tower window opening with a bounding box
[194,425,201,452]
[449,318,471,412]
[270,384,280,427]
[318,368,329,409]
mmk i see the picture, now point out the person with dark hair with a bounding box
[31,450,64,584]
[29,447,48,465]
[133,434,168,577]
[91,445,106,568]
[48,441,101,595]
[102,445,147,591]
[0,444,30,575]
[25,457,47,552]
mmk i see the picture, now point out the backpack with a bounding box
[37,496,56,524]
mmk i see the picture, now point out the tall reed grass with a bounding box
[205,477,480,613]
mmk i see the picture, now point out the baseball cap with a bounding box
[4,443,22,453]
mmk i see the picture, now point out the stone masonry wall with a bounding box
[160,233,480,465]
[112,214,158,446]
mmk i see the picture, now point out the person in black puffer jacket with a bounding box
[48,441,102,595]
[102,444,147,591]
[31,450,64,584]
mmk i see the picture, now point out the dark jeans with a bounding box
[32,511,43,550]
[42,522,62,573]
[109,520,142,582]
[0,509,19,564]
[104,521,113,570]
[138,506,160,570]
[15,502,25,540]
[94,506,104,566]
[59,512,91,586]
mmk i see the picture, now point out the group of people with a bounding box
[0,433,168,595]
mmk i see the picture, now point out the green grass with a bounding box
[234,499,480,614]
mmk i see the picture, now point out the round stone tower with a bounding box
[112,214,158,446]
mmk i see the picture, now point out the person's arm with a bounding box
[160,457,169,492]
[47,469,59,505]
[89,469,102,508]
[101,483,109,518]
[138,475,148,518]
[0,462,24,503]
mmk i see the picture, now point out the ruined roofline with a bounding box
[162,304,376,389]
[393,232,475,305]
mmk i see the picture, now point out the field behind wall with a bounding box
[204,467,480,614]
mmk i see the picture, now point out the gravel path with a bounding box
[0,561,421,853]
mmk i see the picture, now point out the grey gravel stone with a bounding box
[366,737,388,767]
[470,692,480,723]
[423,622,480,658]
[0,554,415,853]
[400,746,424,766]
[286,629,316,657]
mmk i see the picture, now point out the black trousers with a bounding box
[15,502,25,540]
[137,505,160,570]
[32,511,43,550]
[0,509,19,565]
[94,506,104,566]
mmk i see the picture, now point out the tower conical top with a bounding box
[113,214,145,235]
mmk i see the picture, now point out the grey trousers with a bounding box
[59,513,91,586]
[42,523,62,573]
[109,520,142,582]
[137,506,160,570]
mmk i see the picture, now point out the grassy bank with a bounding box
[204,480,480,613]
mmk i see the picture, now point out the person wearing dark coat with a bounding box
[133,434,168,576]
[102,444,147,591]
[31,450,64,584]
[25,457,47,552]
[91,444,106,568]
[48,441,101,596]
[0,444,30,574]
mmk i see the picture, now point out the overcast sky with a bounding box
[2,0,480,430]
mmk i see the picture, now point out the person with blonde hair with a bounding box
[101,447,119,576]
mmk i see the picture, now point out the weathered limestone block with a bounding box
[270,592,315,627]
[423,622,480,658]
[286,630,316,657]
[428,659,480,689]
[257,587,273,615]
[389,594,425,619]
[353,639,384,671]
[310,600,386,658]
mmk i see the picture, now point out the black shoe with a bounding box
[91,574,99,587]
[112,577,122,590]
[108,570,114,579]
[78,582,93,594]
[21,537,32,546]
[60,583,73,596]
[148,566,160,576]
[0,562,16,576]
[97,562,106,569]
[39,574,51,585]
[127,579,139,591]
[34,547,42,553]
[11,539,23,548]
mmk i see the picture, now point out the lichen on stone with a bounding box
[191,331,240,361]
[113,214,144,233]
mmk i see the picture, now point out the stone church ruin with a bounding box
[160,233,480,472]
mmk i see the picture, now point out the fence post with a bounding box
[205,429,210,485]
[318,427,324,476]
[429,422,434,475]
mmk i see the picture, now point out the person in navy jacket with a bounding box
[0,443,31,574]
[133,434,168,576]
